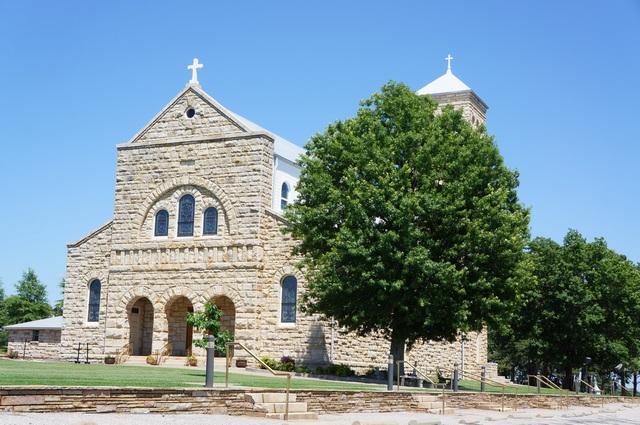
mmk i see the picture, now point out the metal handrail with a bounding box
[225,341,292,421]
[526,374,562,391]
[395,360,439,389]
[439,367,510,412]
[115,342,132,364]
[154,342,172,365]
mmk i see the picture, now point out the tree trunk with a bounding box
[633,372,637,397]
[389,329,405,379]
[564,366,574,390]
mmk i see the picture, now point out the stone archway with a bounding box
[128,297,154,356]
[165,296,194,356]
[212,295,236,338]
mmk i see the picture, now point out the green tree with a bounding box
[53,278,66,316]
[3,269,52,326]
[495,230,640,388]
[16,268,48,304]
[186,302,233,354]
[284,82,530,366]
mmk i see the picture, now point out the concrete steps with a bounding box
[245,392,317,420]
[414,394,454,415]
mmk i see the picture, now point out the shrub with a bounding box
[7,350,19,359]
[315,363,355,377]
[259,355,279,370]
[185,354,198,367]
[146,355,158,365]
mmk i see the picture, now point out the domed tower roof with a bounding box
[416,54,488,125]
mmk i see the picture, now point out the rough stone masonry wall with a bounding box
[1,387,636,415]
[256,211,488,375]
[7,330,61,360]
[60,223,112,362]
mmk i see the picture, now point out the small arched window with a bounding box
[280,183,289,210]
[154,210,169,236]
[177,194,195,237]
[281,276,297,323]
[203,207,218,235]
[87,279,101,322]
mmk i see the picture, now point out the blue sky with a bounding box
[0,1,638,302]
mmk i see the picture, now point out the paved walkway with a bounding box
[2,404,640,425]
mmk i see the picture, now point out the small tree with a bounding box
[16,268,48,304]
[186,302,233,354]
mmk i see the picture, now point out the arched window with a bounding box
[177,194,195,237]
[87,279,101,322]
[154,210,169,236]
[203,207,218,235]
[281,276,297,323]
[280,183,289,210]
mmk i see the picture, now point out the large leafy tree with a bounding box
[53,278,66,316]
[285,82,530,365]
[495,230,640,388]
[3,269,52,326]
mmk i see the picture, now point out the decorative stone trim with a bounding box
[158,287,202,312]
[137,176,238,236]
[110,244,263,270]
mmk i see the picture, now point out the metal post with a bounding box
[453,363,459,392]
[225,343,230,388]
[481,366,486,392]
[387,354,394,391]
[75,342,81,363]
[205,335,215,388]
[537,372,541,394]
[85,343,90,364]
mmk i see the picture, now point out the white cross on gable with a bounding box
[445,54,453,71]
[188,58,204,85]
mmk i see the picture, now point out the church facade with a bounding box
[59,59,493,375]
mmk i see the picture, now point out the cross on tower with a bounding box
[445,54,454,71]
[188,58,204,85]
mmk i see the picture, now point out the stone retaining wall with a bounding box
[1,387,637,415]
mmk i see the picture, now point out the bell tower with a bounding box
[416,54,488,126]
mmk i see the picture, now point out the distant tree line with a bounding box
[0,269,63,348]
[490,229,640,390]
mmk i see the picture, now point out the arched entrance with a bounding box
[128,297,154,356]
[212,295,236,338]
[165,296,194,356]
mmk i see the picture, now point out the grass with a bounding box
[0,359,382,390]
[0,359,571,395]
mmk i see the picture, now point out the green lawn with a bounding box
[0,359,571,395]
[0,359,381,390]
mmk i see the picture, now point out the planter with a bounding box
[104,356,116,365]
[235,359,248,368]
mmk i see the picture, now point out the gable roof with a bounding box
[3,316,63,330]
[126,84,304,163]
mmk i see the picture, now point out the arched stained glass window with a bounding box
[281,276,297,323]
[280,183,289,210]
[177,194,195,237]
[154,210,169,236]
[87,279,101,322]
[203,207,218,235]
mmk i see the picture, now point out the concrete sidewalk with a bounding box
[2,403,640,425]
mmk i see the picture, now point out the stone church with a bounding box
[54,58,492,375]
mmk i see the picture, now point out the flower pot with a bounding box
[104,356,116,365]
[236,359,248,368]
